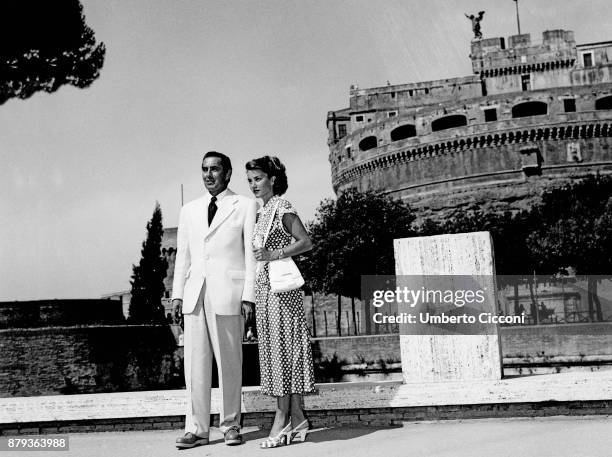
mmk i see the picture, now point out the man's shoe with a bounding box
[224,425,242,446]
[175,432,208,449]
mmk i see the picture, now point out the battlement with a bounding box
[471,30,576,76]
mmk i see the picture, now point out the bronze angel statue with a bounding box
[465,11,485,40]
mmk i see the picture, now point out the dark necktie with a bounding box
[208,196,217,226]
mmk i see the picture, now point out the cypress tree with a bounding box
[128,202,168,324]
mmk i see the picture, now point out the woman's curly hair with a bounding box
[245,156,288,195]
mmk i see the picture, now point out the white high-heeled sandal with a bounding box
[289,419,310,443]
[260,422,292,449]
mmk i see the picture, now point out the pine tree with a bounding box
[128,202,168,324]
[0,0,105,105]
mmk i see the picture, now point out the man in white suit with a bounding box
[172,151,257,448]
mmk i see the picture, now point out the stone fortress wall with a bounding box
[327,30,612,220]
[0,300,124,329]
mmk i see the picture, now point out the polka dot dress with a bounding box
[253,196,316,397]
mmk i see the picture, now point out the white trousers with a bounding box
[183,282,243,436]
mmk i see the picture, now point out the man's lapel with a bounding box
[205,189,238,238]
[193,195,208,238]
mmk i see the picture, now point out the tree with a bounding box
[416,209,536,315]
[418,209,534,276]
[301,189,416,334]
[526,175,612,321]
[0,0,105,105]
[128,202,168,324]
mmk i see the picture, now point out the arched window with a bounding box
[390,124,417,142]
[359,136,377,151]
[512,101,547,118]
[595,95,612,110]
[431,115,467,132]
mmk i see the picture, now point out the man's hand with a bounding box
[241,301,254,324]
[172,299,183,329]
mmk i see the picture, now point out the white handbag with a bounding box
[261,199,305,293]
[269,258,305,293]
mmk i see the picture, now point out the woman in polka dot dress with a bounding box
[246,156,315,448]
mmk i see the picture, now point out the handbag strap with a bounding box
[261,198,281,248]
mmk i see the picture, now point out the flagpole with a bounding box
[514,0,521,35]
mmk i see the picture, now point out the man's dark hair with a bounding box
[203,151,232,172]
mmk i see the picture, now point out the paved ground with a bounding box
[6,416,611,457]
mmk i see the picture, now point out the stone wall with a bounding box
[333,85,612,156]
[471,30,576,85]
[0,325,263,397]
[336,118,612,221]
[310,322,612,365]
[331,89,612,178]
[501,322,612,358]
[0,326,180,397]
[0,300,124,329]
[349,75,482,114]
[2,323,611,397]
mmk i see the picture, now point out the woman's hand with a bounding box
[253,247,275,261]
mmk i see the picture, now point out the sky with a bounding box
[1,0,611,301]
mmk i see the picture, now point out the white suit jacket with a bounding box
[171,189,257,315]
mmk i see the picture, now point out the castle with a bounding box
[326,29,612,220]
